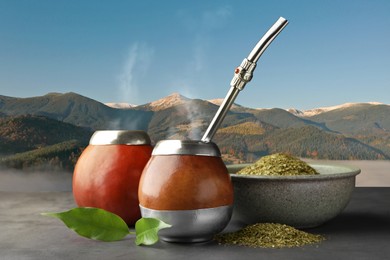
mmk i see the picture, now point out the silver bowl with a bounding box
[227,163,361,228]
[140,205,233,243]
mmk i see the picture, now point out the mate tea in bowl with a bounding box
[236,153,318,176]
[228,154,361,228]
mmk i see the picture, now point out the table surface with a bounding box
[1,187,389,260]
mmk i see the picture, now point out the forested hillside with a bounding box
[0,92,389,172]
[0,115,91,171]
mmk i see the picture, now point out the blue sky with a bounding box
[0,0,389,110]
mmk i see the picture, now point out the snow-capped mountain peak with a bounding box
[144,92,190,111]
[105,103,137,109]
[289,102,384,117]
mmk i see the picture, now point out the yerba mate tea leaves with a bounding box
[237,153,318,176]
[215,223,325,248]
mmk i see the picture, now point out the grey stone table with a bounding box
[1,188,389,260]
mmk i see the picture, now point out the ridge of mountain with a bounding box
[138,92,191,111]
[288,102,386,117]
[307,103,390,137]
[0,92,153,130]
[207,98,246,112]
[1,92,389,169]
[100,92,388,119]
[1,92,388,137]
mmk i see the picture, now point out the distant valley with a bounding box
[0,92,389,171]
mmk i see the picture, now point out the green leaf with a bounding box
[41,207,130,242]
[135,217,172,246]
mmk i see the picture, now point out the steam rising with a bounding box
[118,43,154,104]
[165,6,231,139]
[180,90,203,140]
[106,43,155,130]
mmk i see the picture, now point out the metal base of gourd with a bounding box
[139,205,233,243]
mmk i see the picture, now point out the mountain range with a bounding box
[0,92,389,170]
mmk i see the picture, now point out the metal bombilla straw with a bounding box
[201,17,289,143]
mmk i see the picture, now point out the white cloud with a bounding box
[174,5,232,83]
[201,6,232,31]
[194,6,231,71]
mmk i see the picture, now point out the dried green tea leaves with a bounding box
[215,223,325,248]
[237,153,318,176]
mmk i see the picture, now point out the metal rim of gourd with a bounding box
[89,130,152,145]
[152,140,221,157]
